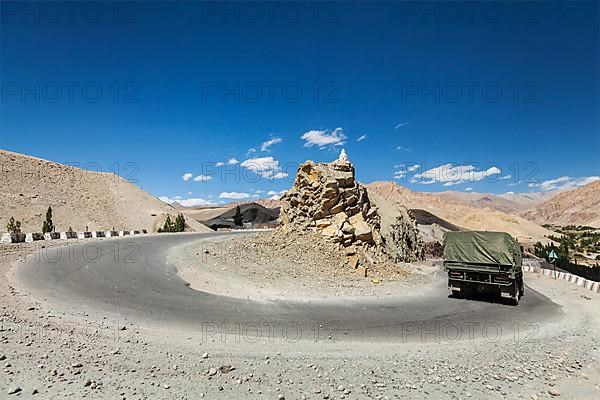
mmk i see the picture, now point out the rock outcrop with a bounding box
[279,150,423,267]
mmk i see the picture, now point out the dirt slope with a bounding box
[522,181,600,227]
[367,181,555,243]
[0,149,211,233]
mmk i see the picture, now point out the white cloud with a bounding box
[465,187,473,191]
[412,164,501,185]
[301,127,347,149]
[241,156,288,179]
[216,162,225,167]
[394,164,420,179]
[357,134,368,142]
[499,174,512,180]
[528,176,600,191]
[159,196,214,207]
[394,122,408,129]
[260,136,283,152]
[227,158,239,165]
[246,147,257,156]
[271,171,288,179]
[396,146,412,152]
[192,174,212,182]
[183,173,212,182]
[267,189,287,200]
[219,191,251,199]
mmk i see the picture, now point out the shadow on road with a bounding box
[448,291,520,307]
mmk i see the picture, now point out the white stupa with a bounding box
[337,148,349,163]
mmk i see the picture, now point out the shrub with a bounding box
[7,217,21,234]
[42,206,54,233]
[233,206,243,227]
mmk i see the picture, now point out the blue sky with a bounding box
[1,1,598,206]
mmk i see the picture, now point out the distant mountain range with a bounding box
[365,181,557,243]
[175,178,599,243]
[522,180,600,227]
[3,148,597,240]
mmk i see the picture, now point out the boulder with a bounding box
[349,213,373,243]
[347,255,359,269]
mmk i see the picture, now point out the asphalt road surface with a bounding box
[16,233,561,343]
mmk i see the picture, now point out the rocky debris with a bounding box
[219,365,235,374]
[423,241,444,258]
[8,387,21,395]
[548,388,561,396]
[278,150,423,272]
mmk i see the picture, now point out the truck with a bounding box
[443,231,524,305]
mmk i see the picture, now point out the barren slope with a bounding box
[522,181,600,227]
[367,181,555,243]
[0,149,211,233]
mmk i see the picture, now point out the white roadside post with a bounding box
[1,233,11,244]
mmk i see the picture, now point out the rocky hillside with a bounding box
[367,181,555,243]
[0,149,211,233]
[521,181,600,227]
[279,150,423,265]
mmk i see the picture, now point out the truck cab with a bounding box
[443,231,524,305]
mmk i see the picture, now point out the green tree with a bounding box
[175,213,186,232]
[159,216,176,233]
[42,206,54,233]
[7,217,22,234]
[233,206,243,227]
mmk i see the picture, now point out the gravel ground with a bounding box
[1,239,599,399]
[170,232,436,301]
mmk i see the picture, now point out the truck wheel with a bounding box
[511,284,521,306]
[520,278,524,298]
[452,290,461,298]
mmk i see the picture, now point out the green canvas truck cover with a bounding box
[443,231,520,266]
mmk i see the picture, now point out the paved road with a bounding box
[16,233,561,343]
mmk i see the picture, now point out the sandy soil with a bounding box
[1,239,599,399]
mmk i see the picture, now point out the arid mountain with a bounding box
[201,202,279,229]
[252,198,282,209]
[0,149,211,233]
[367,181,555,243]
[178,205,232,222]
[439,191,556,214]
[521,181,600,227]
